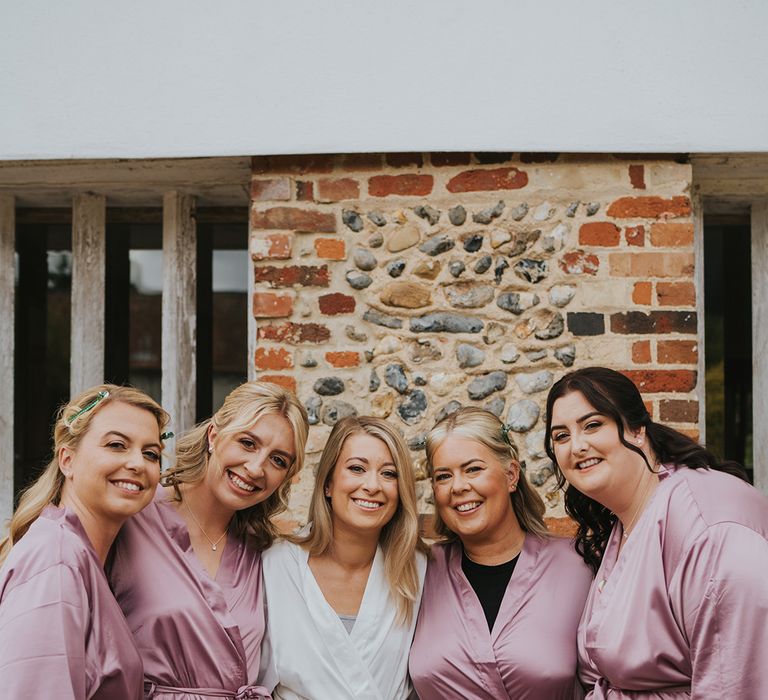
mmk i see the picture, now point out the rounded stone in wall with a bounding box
[380,281,432,309]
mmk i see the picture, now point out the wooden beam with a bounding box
[752,201,768,494]
[0,195,14,528]
[162,193,197,442]
[70,193,106,396]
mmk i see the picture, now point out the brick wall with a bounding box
[249,153,696,529]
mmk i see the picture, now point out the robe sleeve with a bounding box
[672,522,768,700]
[0,563,91,699]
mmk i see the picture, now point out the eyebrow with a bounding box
[549,411,603,432]
[242,431,296,461]
[345,456,397,468]
[433,458,486,472]
[103,431,162,450]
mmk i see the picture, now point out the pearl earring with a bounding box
[208,444,213,453]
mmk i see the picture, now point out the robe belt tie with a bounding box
[144,680,271,699]
[592,677,691,697]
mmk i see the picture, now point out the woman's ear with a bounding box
[507,460,521,493]
[207,424,218,453]
[631,426,647,446]
[58,445,74,479]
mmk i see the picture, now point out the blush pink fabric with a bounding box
[0,505,143,699]
[578,465,768,699]
[409,535,592,699]
[110,489,270,699]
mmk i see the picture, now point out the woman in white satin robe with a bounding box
[261,416,428,700]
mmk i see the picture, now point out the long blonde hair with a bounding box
[162,381,308,551]
[293,416,428,625]
[425,406,548,541]
[0,384,169,566]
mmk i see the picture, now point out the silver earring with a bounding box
[208,444,213,453]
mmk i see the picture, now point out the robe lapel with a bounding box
[299,547,385,700]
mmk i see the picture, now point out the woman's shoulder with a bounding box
[533,533,592,577]
[261,536,305,568]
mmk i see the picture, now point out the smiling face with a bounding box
[203,411,296,518]
[431,435,519,544]
[325,431,400,537]
[549,390,648,508]
[58,401,163,524]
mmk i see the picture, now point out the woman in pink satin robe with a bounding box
[409,407,592,700]
[0,384,170,699]
[110,381,308,699]
[546,367,768,699]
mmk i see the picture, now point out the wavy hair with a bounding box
[0,384,169,566]
[544,366,746,573]
[162,381,308,551]
[425,406,548,541]
[292,416,428,625]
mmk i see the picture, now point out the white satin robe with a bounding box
[260,538,426,700]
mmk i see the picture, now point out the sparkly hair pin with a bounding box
[500,422,514,447]
[66,390,109,425]
[160,431,174,441]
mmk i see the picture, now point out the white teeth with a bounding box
[456,502,481,512]
[113,481,141,492]
[229,471,256,492]
[578,458,601,469]
[353,499,382,510]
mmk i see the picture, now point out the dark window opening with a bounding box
[704,218,753,482]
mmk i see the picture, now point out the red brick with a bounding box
[254,347,293,371]
[629,164,646,190]
[252,154,334,174]
[678,428,700,441]
[250,177,291,201]
[319,293,356,315]
[643,400,655,417]
[368,174,434,197]
[611,311,697,334]
[625,225,645,246]
[609,252,694,277]
[632,340,652,364]
[430,152,472,167]
[259,374,297,392]
[657,281,695,307]
[257,322,330,344]
[632,281,652,305]
[386,153,424,168]
[253,292,293,318]
[446,167,528,193]
[251,207,336,232]
[340,153,383,171]
[659,399,699,423]
[650,223,694,247]
[316,178,360,202]
[325,351,360,368]
[254,265,329,287]
[296,181,314,201]
[657,339,698,364]
[579,222,621,246]
[607,196,691,219]
[251,232,293,260]
[314,238,346,260]
[621,369,697,393]
[545,517,578,536]
[559,251,600,275]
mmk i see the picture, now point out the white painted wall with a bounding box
[2,0,767,159]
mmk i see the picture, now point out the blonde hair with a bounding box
[0,384,169,566]
[293,416,428,625]
[425,406,548,540]
[162,381,308,551]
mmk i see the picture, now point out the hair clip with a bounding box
[67,390,109,425]
[500,422,514,447]
[161,431,174,441]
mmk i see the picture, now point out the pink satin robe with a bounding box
[579,465,768,699]
[110,489,270,699]
[410,534,592,699]
[0,505,143,699]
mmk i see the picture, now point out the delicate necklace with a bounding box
[184,500,228,551]
[622,475,657,540]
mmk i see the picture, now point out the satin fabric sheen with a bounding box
[579,465,768,699]
[110,489,270,700]
[410,535,592,699]
[0,505,143,699]
[261,538,427,700]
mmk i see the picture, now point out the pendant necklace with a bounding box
[185,500,228,551]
